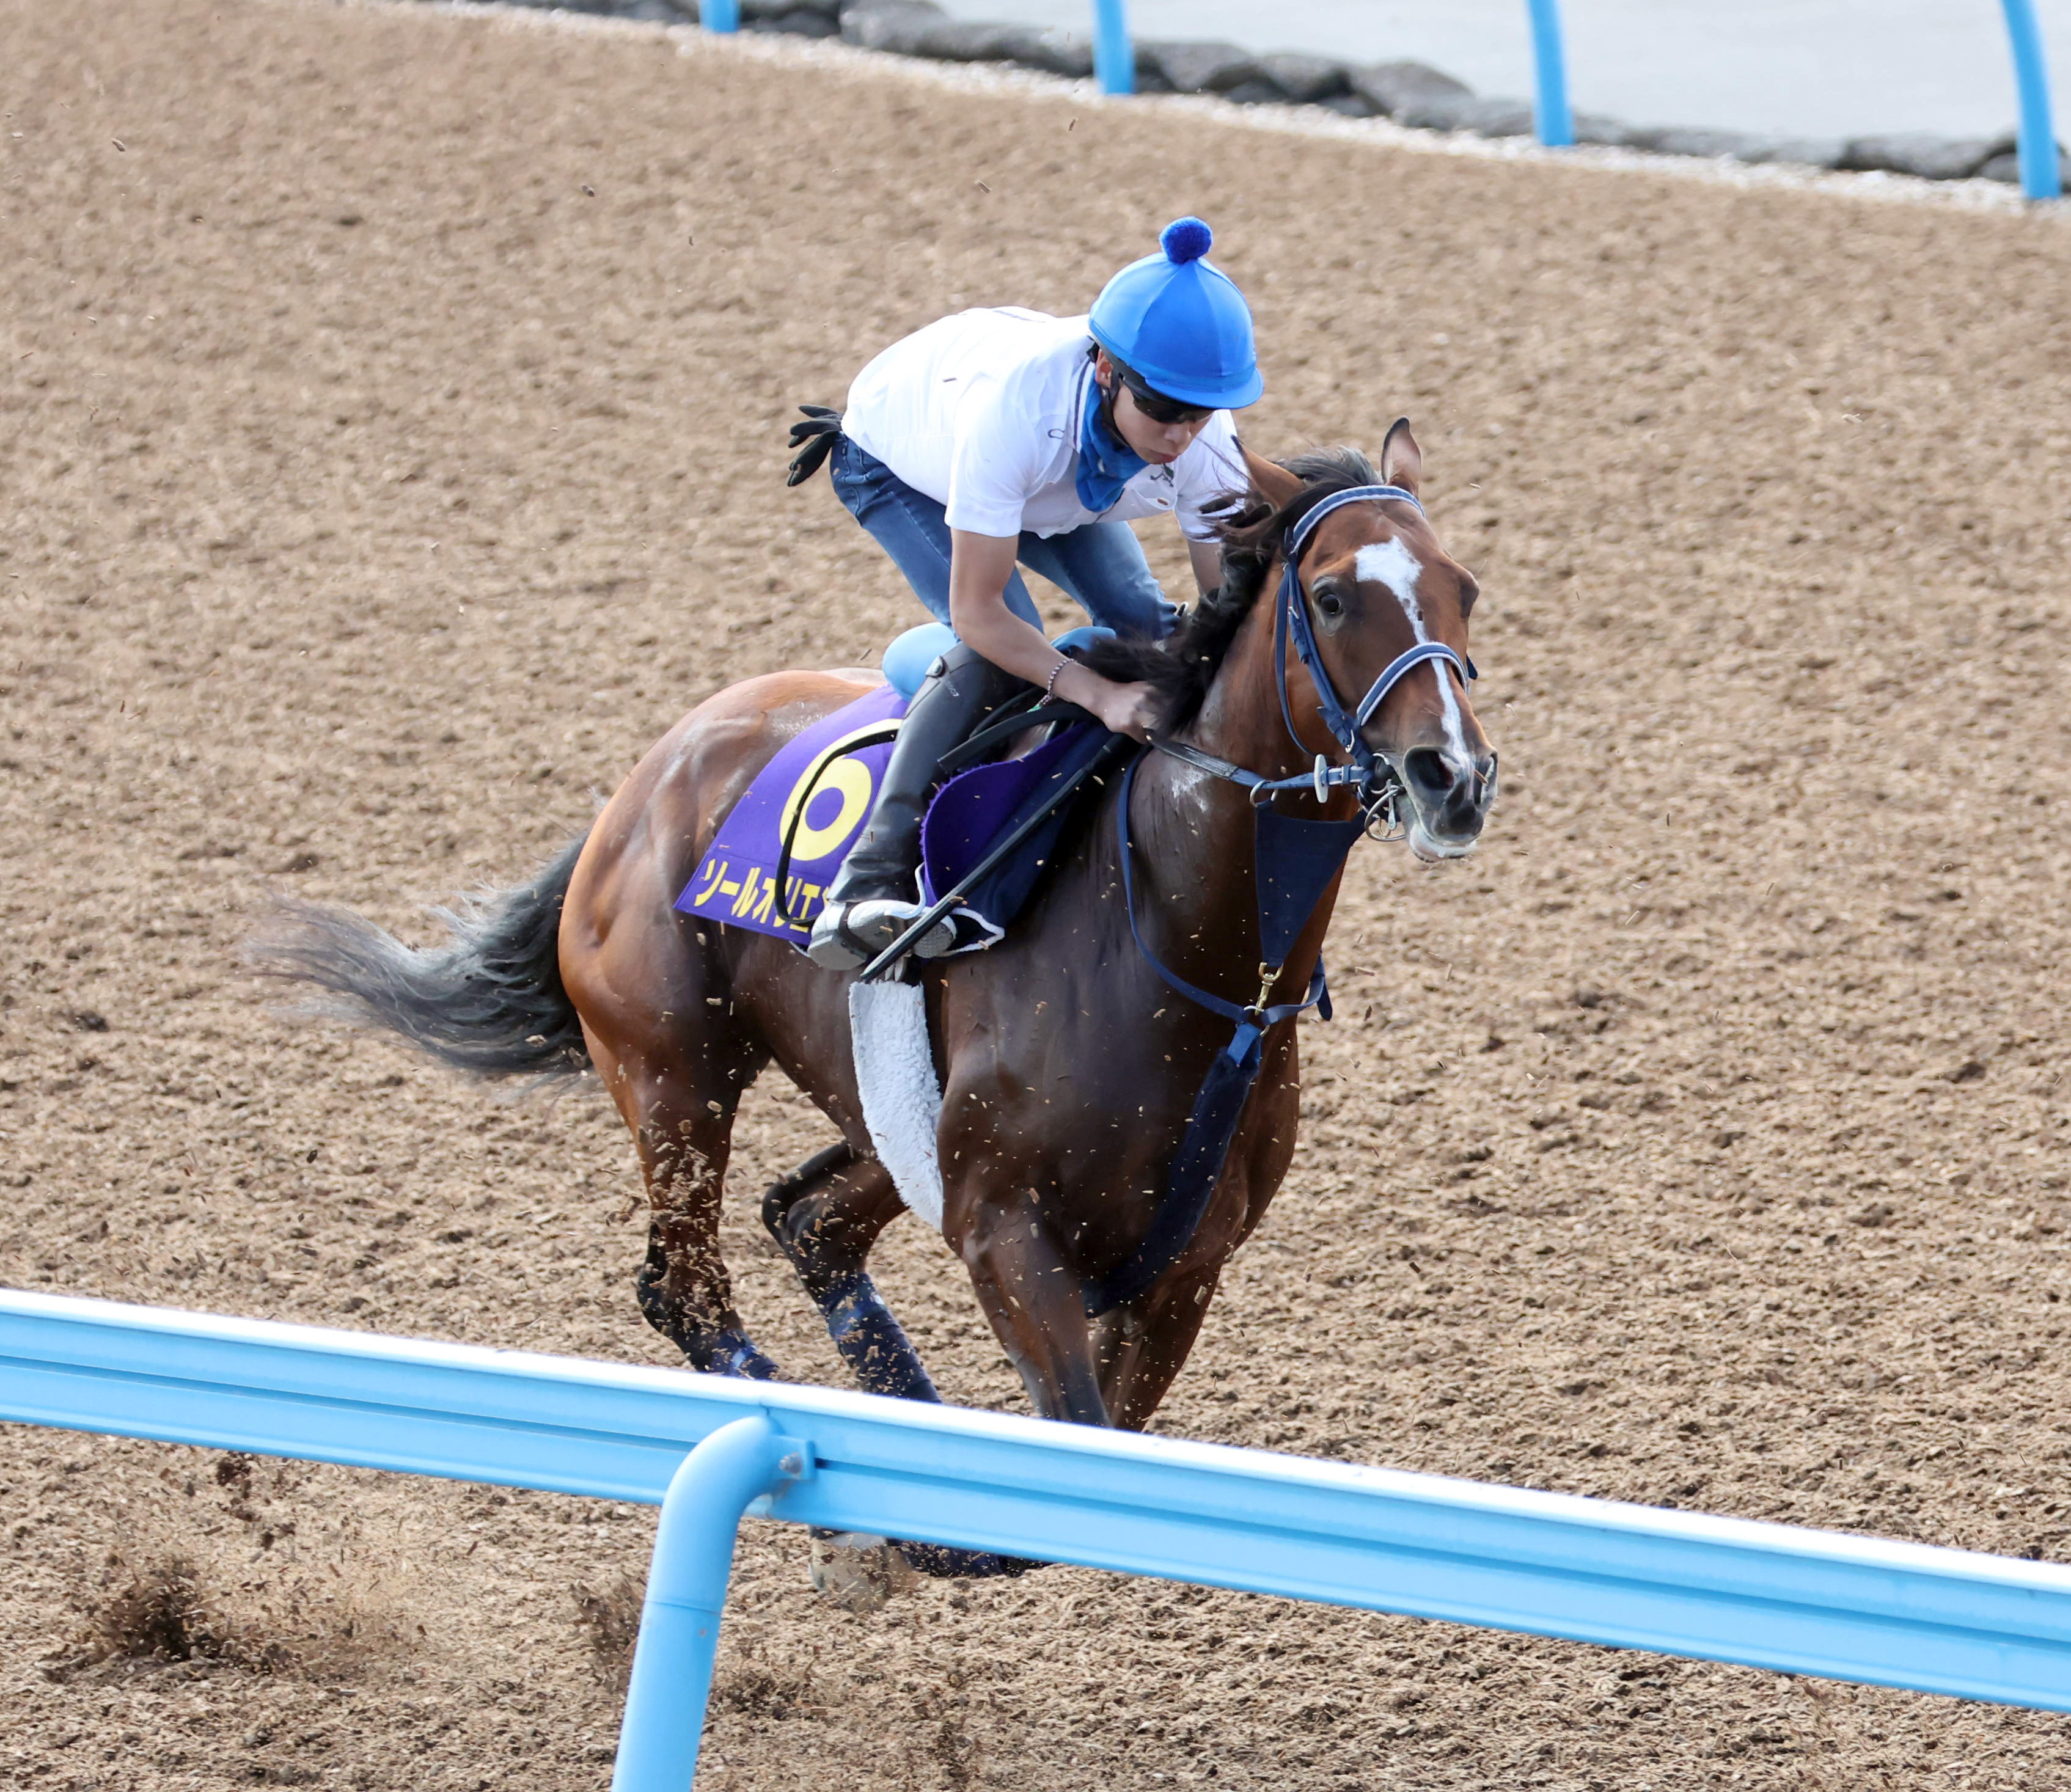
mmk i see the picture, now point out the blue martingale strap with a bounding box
[1094,484,1473,1311]
[1090,754,1357,1315]
[1112,756,1329,1036]
[1253,803,1366,968]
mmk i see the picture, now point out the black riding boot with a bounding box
[806,644,1025,970]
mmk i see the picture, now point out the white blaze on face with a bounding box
[1353,536,1470,767]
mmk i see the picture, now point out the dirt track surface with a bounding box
[6,1,2071,1786]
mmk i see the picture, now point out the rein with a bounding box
[1091,484,1475,1314]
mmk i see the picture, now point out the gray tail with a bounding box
[247,833,592,1081]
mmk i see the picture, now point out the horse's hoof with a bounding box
[807,1531,916,1612]
[895,1540,1043,1580]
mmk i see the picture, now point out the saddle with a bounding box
[674,655,1123,965]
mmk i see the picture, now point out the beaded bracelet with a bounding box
[1043,656,1070,700]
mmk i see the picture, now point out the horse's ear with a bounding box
[1242,446,1303,510]
[1379,417,1423,496]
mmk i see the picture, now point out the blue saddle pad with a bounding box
[675,682,1109,949]
[920,722,1113,930]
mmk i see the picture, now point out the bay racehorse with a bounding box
[258,428,1495,1563]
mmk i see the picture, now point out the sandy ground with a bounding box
[5,2,2071,1787]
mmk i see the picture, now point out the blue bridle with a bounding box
[1154,482,1477,833]
[1274,483,1477,823]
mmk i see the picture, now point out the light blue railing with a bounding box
[9,1293,2071,1786]
[2001,0,2064,197]
[1090,0,1131,98]
[1523,0,1575,147]
[697,0,2061,199]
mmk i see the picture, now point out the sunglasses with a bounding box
[1113,365,1215,427]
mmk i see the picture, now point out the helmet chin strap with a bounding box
[1093,353,1143,448]
[1094,358,1123,437]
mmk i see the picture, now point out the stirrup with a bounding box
[805,898,955,970]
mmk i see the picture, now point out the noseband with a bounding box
[1154,483,1477,837]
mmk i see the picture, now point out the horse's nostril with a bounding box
[1402,747,1457,803]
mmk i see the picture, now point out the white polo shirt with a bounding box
[841,307,1247,541]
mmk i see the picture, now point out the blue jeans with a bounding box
[829,436,1179,642]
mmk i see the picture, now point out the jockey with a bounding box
[786,216,1263,971]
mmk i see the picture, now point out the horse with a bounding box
[257,426,1495,1565]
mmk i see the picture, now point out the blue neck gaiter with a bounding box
[1075,372,1147,516]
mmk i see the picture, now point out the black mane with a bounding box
[1079,446,1380,735]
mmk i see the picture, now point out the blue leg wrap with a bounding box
[821,1271,939,1402]
[818,1273,1038,1580]
[708,1329,781,1381]
[634,1249,779,1380]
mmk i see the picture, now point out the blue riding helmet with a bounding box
[1087,217,1264,411]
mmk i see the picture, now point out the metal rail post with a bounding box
[2000,0,2062,199]
[702,0,740,32]
[1091,0,1133,96]
[1523,0,1575,146]
[610,1416,806,1792]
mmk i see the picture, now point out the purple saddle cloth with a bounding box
[675,682,1109,949]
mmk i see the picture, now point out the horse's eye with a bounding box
[1316,588,1345,618]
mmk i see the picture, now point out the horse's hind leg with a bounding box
[587,1022,777,1379]
[761,1142,939,1400]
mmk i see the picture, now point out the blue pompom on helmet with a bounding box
[1088,217,1263,411]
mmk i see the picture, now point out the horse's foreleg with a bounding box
[959,1190,1112,1428]
[769,1143,1035,1584]
[1094,1265,1222,1432]
[1099,1085,1293,1430]
[761,1143,940,1401]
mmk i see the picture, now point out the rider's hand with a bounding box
[1087,677,1163,742]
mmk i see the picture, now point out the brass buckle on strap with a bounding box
[1251,960,1281,1017]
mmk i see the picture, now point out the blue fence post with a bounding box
[1523,0,1574,147]
[1091,0,1134,97]
[2000,0,2062,199]
[610,1416,800,1792]
[702,0,740,33]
